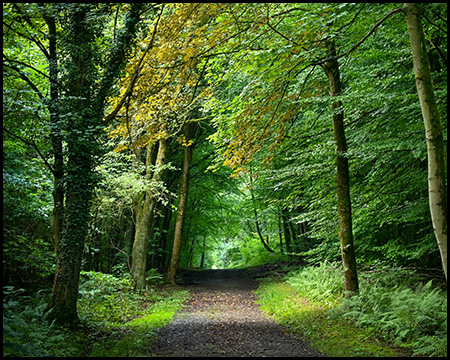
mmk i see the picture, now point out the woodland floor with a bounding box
[151,266,325,357]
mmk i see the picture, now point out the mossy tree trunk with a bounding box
[46,3,145,326]
[131,138,168,290]
[323,40,359,296]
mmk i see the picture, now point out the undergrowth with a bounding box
[3,270,188,357]
[257,262,447,357]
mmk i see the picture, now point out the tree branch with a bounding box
[3,126,55,175]
[3,61,44,99]
[103,4,165,125]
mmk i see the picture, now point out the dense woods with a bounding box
[3,3,447,357]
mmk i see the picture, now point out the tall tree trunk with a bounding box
[281,208,292,254]
[46,4,145,326]
[403,3,447,280]
[323,40,359,296]
[46,7,97,325]
[278,211,284,254]
[131,139,167,289]
[166,123,196,285]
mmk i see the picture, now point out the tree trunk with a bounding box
[131,139,167,289]
[278,211,284,254]
[166,123,196,285]
[281,208,292,254]
[45,4,145,325]
[323,40,359,296]
[46,7,97,325]
[249,173,275,253]
[403,3,447,280]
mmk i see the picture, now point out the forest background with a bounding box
[3,3,447,357]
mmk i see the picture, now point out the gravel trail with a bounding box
[151,268,325,357]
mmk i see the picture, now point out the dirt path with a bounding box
[151,268,325,357]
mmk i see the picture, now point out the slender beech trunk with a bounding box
[404,3,447,280]
[249,173,275,253]
[281,208,292,254]
[323,40,359,296]
[166,123,196,285]
[131,138,168,289]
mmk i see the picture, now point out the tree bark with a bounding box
[403,3,447,280]
[166,123,196,285]
[46,4,145,325]
[131,138,168,289]
[323,40,359,296]
[249,174,275,253]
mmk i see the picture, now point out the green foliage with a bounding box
[77,271,185,329]
[3,287,87,357]
[3,139,54,283]
[281,264,447,357]
[330,275,447,356]
[286,262,344,305]
[256,279,402,357]
[80,271,188,357]
[3,272,188,357]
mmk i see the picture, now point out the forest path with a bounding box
[151,268,324,357]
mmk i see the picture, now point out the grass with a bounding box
[78,272,189,357]
[256,279,409,357]
[255,263,447,358]
[88,300,186,357]
[3,271,188,357]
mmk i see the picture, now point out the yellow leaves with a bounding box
[106,3,219,151]
[113,143,128,153]
[177,134,194,147]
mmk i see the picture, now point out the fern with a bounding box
[286,261,344,305]
[329,272,447,357]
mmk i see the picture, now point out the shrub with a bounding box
[284,263,447,357]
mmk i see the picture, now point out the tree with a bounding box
[131,138,168,289]
[166,122,196,285]
[45,3,147,326]
[323,40,359,295]
[403,3,447,280]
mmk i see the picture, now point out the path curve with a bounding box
[151,268,325,357]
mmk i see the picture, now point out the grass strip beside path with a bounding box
[255,278,411,357]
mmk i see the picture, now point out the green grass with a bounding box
[256,263,447,357]
[3,271,188,357]
[88,301,186,357]
[256,279,407,357]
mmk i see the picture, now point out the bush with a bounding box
[284,263,447,357]
[78,270,185,329]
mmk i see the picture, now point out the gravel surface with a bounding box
[151,268,325,357]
